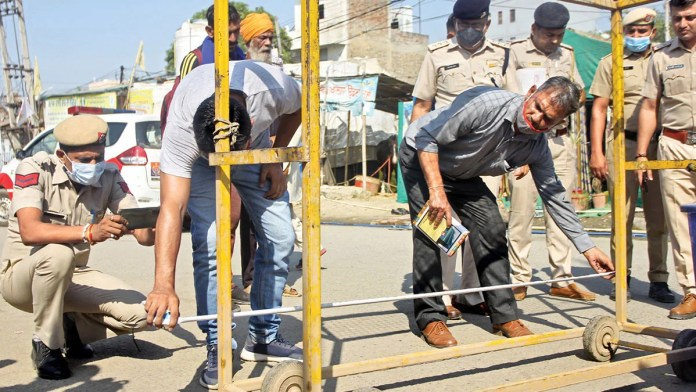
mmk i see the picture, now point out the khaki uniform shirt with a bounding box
[412,38,519,107]
[590,51,652,132]
[508,38,584,93]
[1,152,138,266]
[643,38,696,130]
[508,38,583,131]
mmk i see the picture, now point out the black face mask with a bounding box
[456,27,485,50]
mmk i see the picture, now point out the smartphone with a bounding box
[641,176,648,195]
[117,207,160,229]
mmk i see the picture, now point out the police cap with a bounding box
[453,0,490,20]
[54,115,108,147]
[534,2,570,29]
[623,8,656,26]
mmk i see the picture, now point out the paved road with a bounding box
[0,225,694,391]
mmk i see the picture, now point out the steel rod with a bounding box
[177,272,612,324]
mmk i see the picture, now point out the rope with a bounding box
[213,118,240,145]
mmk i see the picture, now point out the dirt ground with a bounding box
[315,185,617,230]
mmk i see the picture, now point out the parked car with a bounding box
[0,107,162,226]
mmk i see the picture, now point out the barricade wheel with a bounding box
[583,316,619,362]
[671,328,696,382]
[261,360,304,392]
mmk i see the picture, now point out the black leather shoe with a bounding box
[649,282,676,303]
[63,314,94,359]
[31,339,71,380]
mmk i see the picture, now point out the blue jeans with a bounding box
[188,158,294,345]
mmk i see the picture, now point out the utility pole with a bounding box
[0,0,35,149]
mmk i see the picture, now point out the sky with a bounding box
[15,0,641,95]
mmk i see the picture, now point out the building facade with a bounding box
[288,0,428,84]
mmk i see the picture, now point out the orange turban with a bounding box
[240,13,274,43]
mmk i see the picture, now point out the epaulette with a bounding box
[509,38,526,46]
[490,40,510,49]
[104,162,120,172]
[654,41,671,52]
[29,151,51,165]
[560,43,574,51]
[427,40,450,52]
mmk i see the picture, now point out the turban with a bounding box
[240,13,274,43]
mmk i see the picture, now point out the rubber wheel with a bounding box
[671,329,696,382]
[261,360,304,392]
[583,316,619,362]
[0,188,10,227]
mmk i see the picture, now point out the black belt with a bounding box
[550,128,567,138]
[624,129,661,142]
[625,131,638,141]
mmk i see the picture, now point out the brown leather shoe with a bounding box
[669,293,696,320]
[421,321,457,348]
[513,286,527,301]
[491,320,534,338]
[549,283,596,301]
[446,305,462,320]
[451,299,490,316]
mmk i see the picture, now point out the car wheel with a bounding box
[0,188,10,227]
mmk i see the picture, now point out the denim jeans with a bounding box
[188,158,294,345]
[399,143,518,330]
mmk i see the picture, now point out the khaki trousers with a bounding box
[606,134,668,282]
[1,243,147,350]
[657,136,696,295]
[507,134,576,287]
[443,175,500,306]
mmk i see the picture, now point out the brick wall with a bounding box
[343,0,427,84]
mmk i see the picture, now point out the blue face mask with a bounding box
[624,36,651,53]
[66,158,106,186]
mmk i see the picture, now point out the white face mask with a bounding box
[65,157,106,186]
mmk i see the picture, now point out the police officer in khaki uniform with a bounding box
[506,2,594,302]
[638,0,696,320]
[589,8,672,303]
[410,0,512,329]
[0,115,155,379]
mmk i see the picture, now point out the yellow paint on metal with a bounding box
[624,159,696,171]
[208,146,308,166]
[617,0,660,9]
[301,0,323,390]
[621,322,681,340]
[562,0,657,10]
[610,9,629,323]
[481,348,696,392]
[561,0,617,10]
[212,0,233,388]
[617,340,670,353]
[229,329,584,390]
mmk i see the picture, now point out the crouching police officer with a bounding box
[0,115,155,380]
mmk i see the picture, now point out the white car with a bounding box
[0,111,161,226]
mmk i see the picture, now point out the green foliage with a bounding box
[164,1,294,74]
[652,12,670,44]
[164,45,175,74]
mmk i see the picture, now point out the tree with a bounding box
[164,1,293,74]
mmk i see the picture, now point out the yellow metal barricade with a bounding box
[205,0,696,390]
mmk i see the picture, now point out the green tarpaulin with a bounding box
[562,29,612,98]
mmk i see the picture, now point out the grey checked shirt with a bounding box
[404,86,594,253]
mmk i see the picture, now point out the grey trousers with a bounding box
[399,143,518,330]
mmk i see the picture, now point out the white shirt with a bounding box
[161,60,301,178]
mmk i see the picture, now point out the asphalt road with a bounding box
[0,224,695,391]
